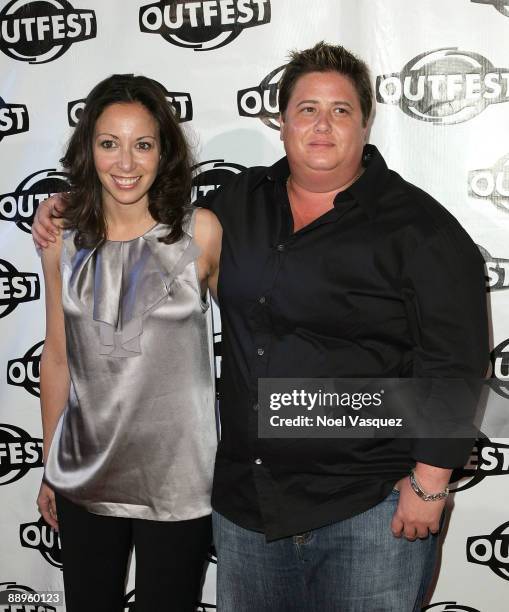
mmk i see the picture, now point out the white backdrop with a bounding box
[1,1,509,610]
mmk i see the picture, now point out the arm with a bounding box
[37,234,70,529]
[392,226,489,540]
[32,194,66,248]
[194,208,223,301]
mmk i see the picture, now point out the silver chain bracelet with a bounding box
[409,470,449,502]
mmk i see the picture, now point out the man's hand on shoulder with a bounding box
[32,194,65,249]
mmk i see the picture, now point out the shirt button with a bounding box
[276,244,285,252]
[259,296,266,304]
[254,458,262,465]
[257,347,264,356]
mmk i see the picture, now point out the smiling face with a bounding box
[93,102,160,212]
[280,71,368,187]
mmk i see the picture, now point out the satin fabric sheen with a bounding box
[45,212,217,521]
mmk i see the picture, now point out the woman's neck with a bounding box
[102,196,156,241]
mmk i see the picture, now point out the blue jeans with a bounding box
[213,491,440,612]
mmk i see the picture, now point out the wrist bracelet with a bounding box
[409,469,449,502]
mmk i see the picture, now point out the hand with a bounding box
[32,194,64,249]
[390,475,445,541]
[37,481,59,531]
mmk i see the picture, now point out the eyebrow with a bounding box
[95,133,158,140]
[296,99,354,109]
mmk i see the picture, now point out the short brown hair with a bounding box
[278,41,373,126]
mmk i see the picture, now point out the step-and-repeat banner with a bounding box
[1,1,509,610]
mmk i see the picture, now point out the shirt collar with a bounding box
[264,156,291,184]
[257,144,390,221]
[338,144,390,220]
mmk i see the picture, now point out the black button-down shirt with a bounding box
[202,145,488,541]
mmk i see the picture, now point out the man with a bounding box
[34,43,488,611]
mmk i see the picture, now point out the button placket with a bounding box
[248,217,289,476]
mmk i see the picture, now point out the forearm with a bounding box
[32,194,65,248]
[413,462,452,491]
[40,349,70,462]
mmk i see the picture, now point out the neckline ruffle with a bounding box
[61,220,201,358]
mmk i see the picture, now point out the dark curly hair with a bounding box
[59,74,193,248]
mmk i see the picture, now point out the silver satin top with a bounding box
[45,211,217,521]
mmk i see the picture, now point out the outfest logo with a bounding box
[489,337,509,398]
[124,590,136,612]
[0,169,69,233]
[68,86,193,126]
[0,95,28,142]
[0,0,96,64]
[237,64,285,130]
[20,516,62,569]
[0,259,40,319]
[471,0,509,17]
[0,423,43,486]
[422,603,480,612]
[469,153,509,214]
[139,0,271,51]
[7,340,43,398]
[450,436,509,492]
[477,245,509,290]
[376,48,509,125]
[211,315,221,396]
[467,520,509,581]
[0,582,57,612]
[192,159,246,202]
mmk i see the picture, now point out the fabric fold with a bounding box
[61,220,201,357]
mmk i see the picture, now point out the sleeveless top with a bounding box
[44,211,217,521]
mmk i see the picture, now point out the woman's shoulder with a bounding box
[192,207,222,272]
[192,207,221,238]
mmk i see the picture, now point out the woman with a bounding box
[37,74,221,612]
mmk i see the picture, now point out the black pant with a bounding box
[56,493,212,612]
